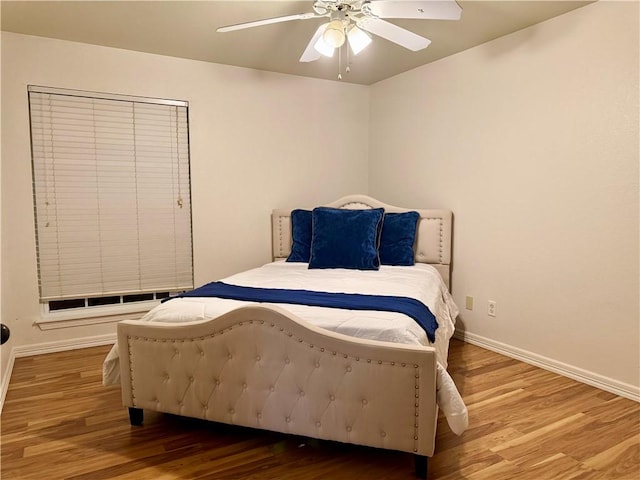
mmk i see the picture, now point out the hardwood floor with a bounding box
[1,340,638,479]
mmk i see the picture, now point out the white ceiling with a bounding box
[1,1,594,85]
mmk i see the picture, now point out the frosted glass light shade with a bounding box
[313,36,335,57]
[323,20,346,48]
[347,25,372,55]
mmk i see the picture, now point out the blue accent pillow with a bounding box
[309,207,385,270]
[379,211,420,266]
[286,209,312,262]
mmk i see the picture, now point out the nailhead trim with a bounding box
[277,215,288,258]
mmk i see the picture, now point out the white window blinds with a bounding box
[29,86,193,302]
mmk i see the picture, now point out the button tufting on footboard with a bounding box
[124,315,436,459]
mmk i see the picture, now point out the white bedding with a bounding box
[103,262,468,434]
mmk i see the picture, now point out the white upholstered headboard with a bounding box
[271,194,453,288]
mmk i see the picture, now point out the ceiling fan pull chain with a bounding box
[346,40,351,74]
[338,44,342,80]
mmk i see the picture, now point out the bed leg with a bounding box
[414,455,428,479]
[128,407,143,426]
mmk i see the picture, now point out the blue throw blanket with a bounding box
[170,282,438,342]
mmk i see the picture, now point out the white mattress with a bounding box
[103,262,467,434]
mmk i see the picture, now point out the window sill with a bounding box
[35,301,159,330]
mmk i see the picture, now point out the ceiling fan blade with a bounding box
[217,12,317,33]
[299,23,329,62]
[357,17,431,51]
[365,0,462,21]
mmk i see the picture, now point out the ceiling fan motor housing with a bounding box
[313,1,366,18]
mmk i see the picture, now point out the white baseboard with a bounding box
[11,333,117,358]
[0,334,117,413]
[455,330,640,403]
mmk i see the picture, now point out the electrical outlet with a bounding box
[465,296,474,310]
[488,300,496,317]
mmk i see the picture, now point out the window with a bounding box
[28,86,193,324]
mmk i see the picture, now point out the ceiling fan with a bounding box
[217,1,462,63]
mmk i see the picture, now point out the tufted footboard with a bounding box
[118,305,438,476]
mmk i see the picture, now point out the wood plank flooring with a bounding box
[1,340,638,479]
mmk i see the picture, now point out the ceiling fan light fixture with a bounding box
[347,25,372,55]
[322,19,346,48]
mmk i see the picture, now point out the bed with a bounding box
[103,194,467,478]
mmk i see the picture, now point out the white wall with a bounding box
[369,1,639,392]
[0,32,369,392]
